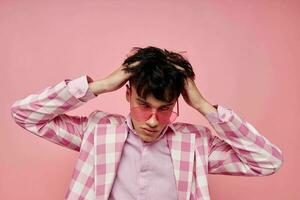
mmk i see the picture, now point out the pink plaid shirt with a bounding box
[11,75,283,200]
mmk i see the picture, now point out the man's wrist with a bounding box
[195,101,218,116]
[88,79,107,96]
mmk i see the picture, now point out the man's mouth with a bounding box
[142,128,158,135]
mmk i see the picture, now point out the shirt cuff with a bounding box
[204,104,234,123]
[65,75,97,102]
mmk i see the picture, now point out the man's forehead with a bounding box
[135,95,177,107]
[130,85,177,105]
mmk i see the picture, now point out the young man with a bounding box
[11,46,283,200]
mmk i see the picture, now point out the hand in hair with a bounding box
[181,78,218,116]
[170,62,217,115]
[88,61,140,96]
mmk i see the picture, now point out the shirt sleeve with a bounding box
[66,75,97,102]
[203,104,283,176]
[204,104,234,123]
[10,75,97,151]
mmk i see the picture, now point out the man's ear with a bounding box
[126,84,130,102]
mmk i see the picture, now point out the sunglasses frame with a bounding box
[127,84,180,124]
[130,100,179,124]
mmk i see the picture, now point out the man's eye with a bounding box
[160,107,170,111]
[140,104,150,108]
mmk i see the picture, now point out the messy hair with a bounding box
[122,46,195,102]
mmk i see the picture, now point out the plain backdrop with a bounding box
[1,0,299,199]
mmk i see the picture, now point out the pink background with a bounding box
[1,0,298,199]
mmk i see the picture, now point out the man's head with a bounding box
[123,46,195,142]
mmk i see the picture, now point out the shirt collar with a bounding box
[124,113,175,145]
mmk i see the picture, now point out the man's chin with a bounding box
[139,133,158,143]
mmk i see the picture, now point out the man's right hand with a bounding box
[88,61,140,96]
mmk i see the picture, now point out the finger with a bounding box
[123,60,141,68]
[130,60,141,67]
[172,63,185,72]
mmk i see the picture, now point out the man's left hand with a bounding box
[181,78,217,116]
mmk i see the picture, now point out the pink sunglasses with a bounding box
[130,100,179,124]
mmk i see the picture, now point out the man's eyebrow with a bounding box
[136,97,148,103]
[136,97,175,107]
[160,102,174,107]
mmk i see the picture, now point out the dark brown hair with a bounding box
[122,46,195,102]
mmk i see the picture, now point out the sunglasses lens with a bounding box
[130,107,178,124]
[130,107,151,122]
[155,111,173,124]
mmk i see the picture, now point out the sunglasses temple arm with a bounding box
[177,99,179,116]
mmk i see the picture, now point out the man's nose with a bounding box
[145,111,159,128]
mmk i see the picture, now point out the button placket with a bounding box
[137,145,151,200]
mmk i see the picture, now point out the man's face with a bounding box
[126,85,177,143]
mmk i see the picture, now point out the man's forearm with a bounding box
[195,100,218,116]
[88,79,108,96]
